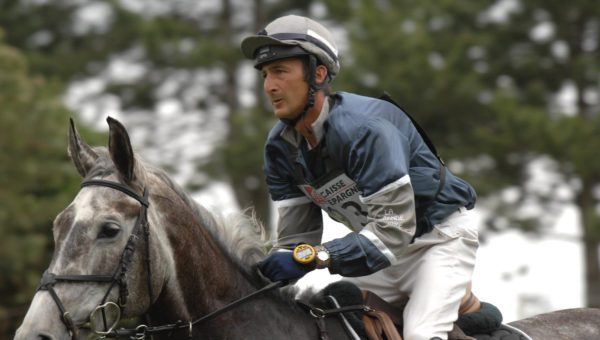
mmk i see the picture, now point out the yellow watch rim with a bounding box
[293,244,315,264]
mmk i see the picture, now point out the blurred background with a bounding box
[1,0,599,338]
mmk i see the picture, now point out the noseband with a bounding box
[37,179,153,339]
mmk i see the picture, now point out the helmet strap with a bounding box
[280,55,320,133]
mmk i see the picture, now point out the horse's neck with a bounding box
[199,294,320,339]
[149,194,247,315]
[145,186,262,323]
[149,223,318,338]
[145,185,319,339]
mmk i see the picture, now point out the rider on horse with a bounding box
[241,15,480,340]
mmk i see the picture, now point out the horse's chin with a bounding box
[14,325,69,340]
[14,326,96,340]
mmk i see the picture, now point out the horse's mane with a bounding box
[89,147,268,271]
[148,164,268,267]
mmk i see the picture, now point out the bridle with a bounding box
[37,179,153,339]
[36,179,285,339]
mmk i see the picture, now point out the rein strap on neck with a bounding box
[105,280,285,339]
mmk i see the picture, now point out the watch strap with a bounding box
[314,245,331,269]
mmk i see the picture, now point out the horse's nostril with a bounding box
[38,334,54,340]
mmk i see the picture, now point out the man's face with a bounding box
[261,58,308,120]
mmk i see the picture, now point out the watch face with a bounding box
[293,244,315,263]
[317,251,329,261]
[296,247,314,260]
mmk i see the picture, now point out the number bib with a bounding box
[298,173,368,229]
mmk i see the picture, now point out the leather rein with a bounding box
[36,179,287,339]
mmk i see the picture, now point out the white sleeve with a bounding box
[272,198,324,251]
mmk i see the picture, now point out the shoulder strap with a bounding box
[288,141,338,187]
[379,92,445,166]
[379,92,447,222]
[288,147,308,186]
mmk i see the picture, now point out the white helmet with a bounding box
[241,15,340,79]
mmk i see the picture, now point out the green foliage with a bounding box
[0,31,105,336]
[204,107,276,232]
[329,0,497,157]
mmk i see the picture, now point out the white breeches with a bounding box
[346,207,479,340]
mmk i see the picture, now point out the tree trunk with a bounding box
[221,0,272,231]
[244,0,273,233]
[584,237,600,307]
[578,183,600,307]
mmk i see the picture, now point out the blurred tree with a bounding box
[324,0,600,306]
[479,0,600,307]
[3,0,598,325]
[0,1,313,335]
[0,0,319,232]
[0,30,104,336]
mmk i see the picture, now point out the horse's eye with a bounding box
[98,222,120,239]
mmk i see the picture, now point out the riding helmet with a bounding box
[241,15,340,79]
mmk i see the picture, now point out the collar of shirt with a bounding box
[279,96,330,150]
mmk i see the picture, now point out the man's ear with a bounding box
[315,65,329,85]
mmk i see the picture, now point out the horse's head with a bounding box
[16,117,272,340]
[15,117,166,340]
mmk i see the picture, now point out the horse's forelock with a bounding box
[82,147,114,179]
[84,147,148,190]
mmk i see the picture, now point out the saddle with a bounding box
[361,288,482,340]
[309,281,502,340]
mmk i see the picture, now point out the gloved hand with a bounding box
[258,250,315,282]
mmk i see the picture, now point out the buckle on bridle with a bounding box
[89,301,121,336]
[61,311,78,338]
[309,307,326,319]
[133,324,148,340]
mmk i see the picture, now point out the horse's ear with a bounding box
[106,116,136,183]
[68,118,98,177]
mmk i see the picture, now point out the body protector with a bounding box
[264,92,477,277]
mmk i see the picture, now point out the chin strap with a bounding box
[279,55,322,134]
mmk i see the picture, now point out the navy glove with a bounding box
[258,250,315,282]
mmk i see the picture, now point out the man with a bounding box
[241,15,479,340]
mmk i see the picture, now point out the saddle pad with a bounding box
[472,324,532,340]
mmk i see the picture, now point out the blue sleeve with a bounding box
[263,138,304,201]
[321,117,416,276]
[323,233,391,276]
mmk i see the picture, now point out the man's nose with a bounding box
[263,74,276,93]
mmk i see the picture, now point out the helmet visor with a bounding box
[252,45,311,69]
